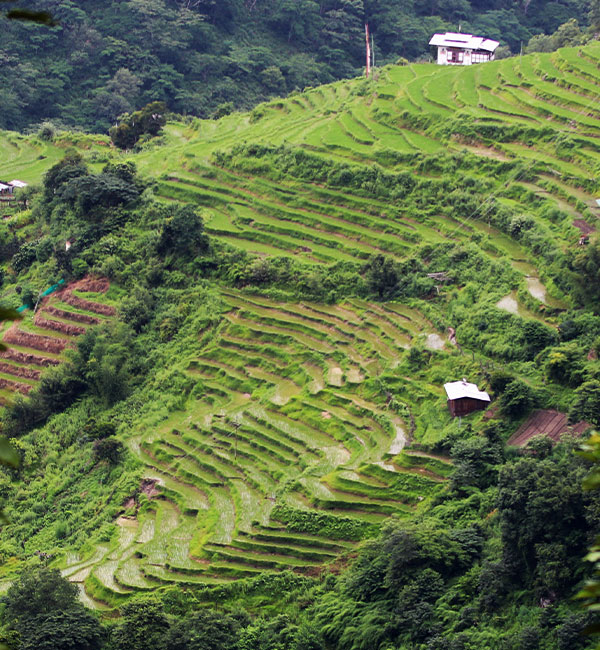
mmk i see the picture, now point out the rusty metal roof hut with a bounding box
[444,379,490,417]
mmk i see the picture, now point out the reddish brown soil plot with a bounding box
[0,362,41,380]
[573,219,595,235]
[70,277,110,294]
[43,305,100,325]
[3,327,69,354]
[0,348,60,367]
[0,377,33,395]
[33,314,87,337]
[0,275,115,398]
[507,409,590,447]
[58,290,116,316]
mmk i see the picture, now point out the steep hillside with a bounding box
[0,46,599,648]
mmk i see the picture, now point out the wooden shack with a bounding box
[444,379,490,417]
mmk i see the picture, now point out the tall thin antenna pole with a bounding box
[365,23,371,78]
[371,32,375,71]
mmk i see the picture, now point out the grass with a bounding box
[5,42,600,606]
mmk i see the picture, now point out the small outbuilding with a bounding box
[444,378,490,417]
[429,32,499,66]
[0,182,13,196]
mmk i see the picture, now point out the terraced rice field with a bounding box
[0,277,115,403]
[66,290,452,602]
[4,44,600,604]
[124,44,600,300]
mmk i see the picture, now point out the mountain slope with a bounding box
[0,46,599,631]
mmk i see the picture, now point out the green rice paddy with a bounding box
[4,42,600,606]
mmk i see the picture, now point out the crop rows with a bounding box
[0,277,115,403]
[6,45,600,606]
[132,46,600,306]
[69,290,452,604]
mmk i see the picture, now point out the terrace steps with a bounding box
[0,277,114,400]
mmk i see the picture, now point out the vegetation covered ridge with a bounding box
[1,0,598,133]
[0,42,599,650]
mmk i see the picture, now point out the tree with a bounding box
[570,380,600,426]
[3,566,103,650]
[43,153,89,203]
[544,344,584,387]
[364,254,400,300]
[110,598,170,650]
[165,610,241,650]
[59,173,140,219]
[269,0,322,43]
[93,437,124,464]
[158,205,209,257]
[17,610,104,650]
[572,241,600,308]
[499,379,534,418]
[590,0,600,35]
[497,453,589,595]
[450,437,503,492]
[109,101,167,149]
[4,567,79,626]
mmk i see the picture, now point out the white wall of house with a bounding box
[436,46,495,65]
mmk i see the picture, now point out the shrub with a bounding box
[570,380,600,425]
[93,437,124,464]
[499,380,534,418]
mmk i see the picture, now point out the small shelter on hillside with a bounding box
[444,378,490,417]
[429,32,499,65]
[0,182,13,197]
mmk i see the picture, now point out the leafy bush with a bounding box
[499,380,535,418]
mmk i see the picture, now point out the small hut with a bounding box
[429,32,499,65]
[444,378,490,417]
[0,182,13,197]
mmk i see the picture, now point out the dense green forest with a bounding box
[0,0,597,132]
[2,7,600,649]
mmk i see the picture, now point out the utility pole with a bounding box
[371,31,375,72]
[365,23,371,78]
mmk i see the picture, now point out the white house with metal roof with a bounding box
[429,32,500,66]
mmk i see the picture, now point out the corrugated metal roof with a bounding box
[0,183,10,191]
[429,32,499,53]
[9,180,27,188]
[444,379,490,402]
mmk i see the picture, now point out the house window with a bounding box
[447,49,464,63]
[472,52,490,63]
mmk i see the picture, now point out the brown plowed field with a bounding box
[573,219,595,235]
[70,277,110,293]
[0,377,33,394]
[0,362,41,380]
[43,306,100,325]
[34,314,87,337]
[0,348,60,367]
[0,276,114,399]
[507,409,590,446]
[58,290,116,316]
[3,327,69,354]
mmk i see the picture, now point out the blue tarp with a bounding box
[16,279,65,312]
